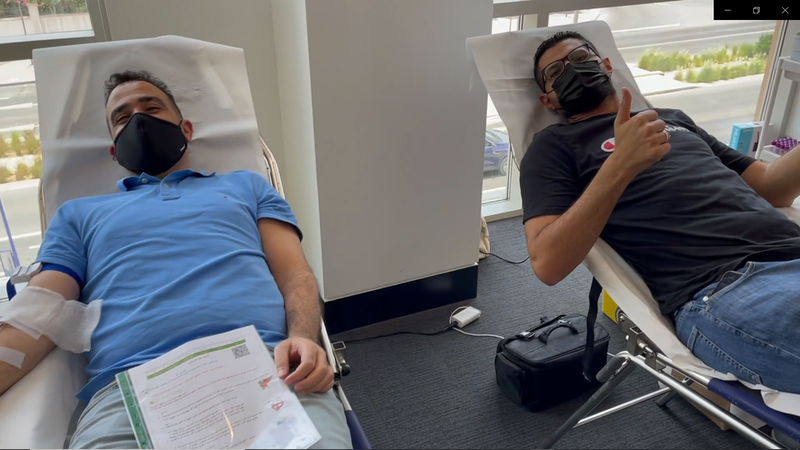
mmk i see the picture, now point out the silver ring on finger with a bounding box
[663,130,671,144]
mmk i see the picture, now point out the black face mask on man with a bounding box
[550,60,615,117]
[113,113,187,176]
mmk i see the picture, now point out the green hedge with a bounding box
[14,162,30,182]
[0,131,42,157]
[0,167,11,183]
[673,58,766,83]
[32,157,42,179]
[0,130,43,183]
[638,33,772,72]
[0,157,40,184]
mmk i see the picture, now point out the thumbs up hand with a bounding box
[608,88,671,177]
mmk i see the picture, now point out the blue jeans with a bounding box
[674,259,800,394]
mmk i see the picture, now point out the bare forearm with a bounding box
[0,324,55,396]
[282,272,321,342]
[533,159,634,284]
[764,145,800,205]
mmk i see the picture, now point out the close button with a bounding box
[783,6,790,14]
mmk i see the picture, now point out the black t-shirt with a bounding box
[520,108,800,315]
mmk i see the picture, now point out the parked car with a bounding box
[484,128,510,176]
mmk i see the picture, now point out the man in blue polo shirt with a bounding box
[0,71,352,449]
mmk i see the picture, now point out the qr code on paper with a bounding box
[231,344,250,359]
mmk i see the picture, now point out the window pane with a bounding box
[0,0,92,43]
[483,16,519,204]
[549,0,775,145]
[0,59,42,295]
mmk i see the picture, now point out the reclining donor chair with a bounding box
[0,35,370,450]
[468,21,800,449]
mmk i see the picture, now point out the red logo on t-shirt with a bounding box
[601,138,615,152]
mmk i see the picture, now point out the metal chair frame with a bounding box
[542,309,789,449]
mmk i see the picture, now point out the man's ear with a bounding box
[109,145,116,159]
[539,93,556,111]
[180,119,194,143]
[603,57,613,74]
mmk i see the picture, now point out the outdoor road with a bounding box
[614,21,775,63]
[542,0,775,63]
[0,82,36,134]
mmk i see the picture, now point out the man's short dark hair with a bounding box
[533,31,601,91]
[103,70,182,118]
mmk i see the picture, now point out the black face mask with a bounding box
[113,113,187,176]
[550,60,615,117]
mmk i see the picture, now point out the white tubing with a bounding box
[0,286,102,353]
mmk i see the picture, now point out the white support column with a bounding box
[271,0,325,293]
[274,0,493,302]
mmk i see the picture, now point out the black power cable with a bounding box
[479,250,529,265]
[345,324,456,344]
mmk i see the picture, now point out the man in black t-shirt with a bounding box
[520,31,800,393]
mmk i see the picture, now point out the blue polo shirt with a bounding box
[35,169,301,403]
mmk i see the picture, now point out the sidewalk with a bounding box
[0,178,38,192]
[628,64,698,96]
[0,60,35,86]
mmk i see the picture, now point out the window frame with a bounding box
[482,1,788,222]
[0,0,109,273]
[755,20,795,123]
[482,155,522,221]
[493,0,677,27]
[0,0,109,62]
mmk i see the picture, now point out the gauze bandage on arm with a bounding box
[0,286,102,353]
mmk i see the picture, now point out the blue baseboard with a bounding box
[323,265,479,335]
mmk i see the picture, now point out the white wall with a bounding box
[301,0,491,300]
[102,0,286,169]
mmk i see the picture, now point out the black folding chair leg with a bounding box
[540,356,637,449]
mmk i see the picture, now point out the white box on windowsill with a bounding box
[760,145,783,163]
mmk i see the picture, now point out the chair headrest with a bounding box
[32,35,267,224]
[467,21,650,166]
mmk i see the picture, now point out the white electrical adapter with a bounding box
[451,306,481,328]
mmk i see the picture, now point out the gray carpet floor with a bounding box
[330,217,752,449]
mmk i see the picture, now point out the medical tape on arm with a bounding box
[0,345,25,369]
[0,286,102,353]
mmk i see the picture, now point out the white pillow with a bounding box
[32,35,267,225]
[467,20,652,165]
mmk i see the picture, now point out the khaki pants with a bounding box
[69,348,353,449]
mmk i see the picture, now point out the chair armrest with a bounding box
[320,319,342,380]
[0,349,87,449]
